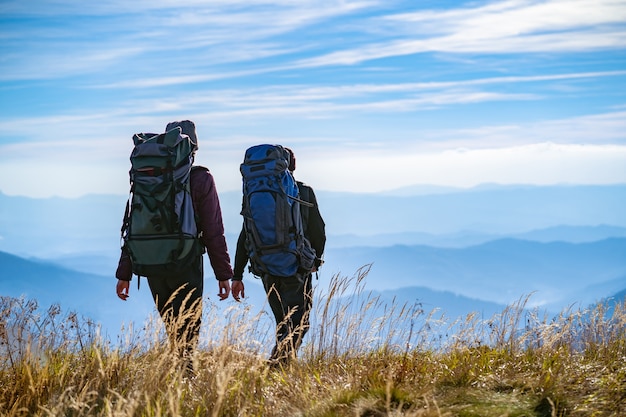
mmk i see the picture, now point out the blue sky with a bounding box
[1,0,625,198]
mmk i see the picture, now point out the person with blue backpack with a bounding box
[232,145,325,367]
[115,120,240,376]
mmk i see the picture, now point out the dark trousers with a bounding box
[147,256,204,358]
[262,273,313,363]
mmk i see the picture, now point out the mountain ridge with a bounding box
[2,183,625,257]
[2,183,624,337]
[320,237,626,311]
[2,247,624,341]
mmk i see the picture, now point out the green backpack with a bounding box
[121,127,203,277]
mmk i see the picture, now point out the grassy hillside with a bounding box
[1,270,625,416]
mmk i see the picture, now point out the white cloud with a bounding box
[0,103,626,196]
[5,0,625,84]
[0,0,379,81]
[1,0,624,198]
[86,70,626,119]
[299,0,626,66]
[0,160,129,198]
[387,0,626,35]
[303,142,626,193]
[0,0,377,17]
[2,137,625,197]
[430,111,626,149]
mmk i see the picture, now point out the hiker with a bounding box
[115,120,242,374]
[232,146,325,366]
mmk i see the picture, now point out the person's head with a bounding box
[166,120,198,152]
[285,147,296,172]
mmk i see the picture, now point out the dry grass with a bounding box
[1,266,625,416]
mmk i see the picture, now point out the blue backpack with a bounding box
[240,144,316,278]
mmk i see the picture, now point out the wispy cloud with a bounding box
[385,0,626,35]
[0,0,379,81]
[3,0,624,84]
[1,0,624,197]
[96,70,626,119]
[303,142,626,193]
[414,110,626,151]
[1,70,623,138]
[1,109,624,197]
[298,0,626,66]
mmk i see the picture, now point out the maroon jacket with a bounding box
[116,166,234,281]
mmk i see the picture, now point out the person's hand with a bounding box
[116,279,130,301]
[231,280,245,302]
[218,280,231,301]
[312,258,323,273]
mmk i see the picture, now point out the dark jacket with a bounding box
[297,181,326,261]
[116,166,234,281]
[233,180,326,279]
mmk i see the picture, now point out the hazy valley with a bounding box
[1,183,625,339]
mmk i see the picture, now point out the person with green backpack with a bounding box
[115,120,242,376]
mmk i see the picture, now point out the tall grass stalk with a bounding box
[1,269,624,416]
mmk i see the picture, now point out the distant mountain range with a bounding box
[2,247,623,345]
[1,183,624,340]
[316,183,626,236]
[328,224,626,249]
[0,250,147,339]
[0,249,516,342]
[0,250,268,340]
[2,183,625,257]
[320,238,626,312]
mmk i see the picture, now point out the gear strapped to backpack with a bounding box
[121,127,203,277]
[240,144,316,278]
